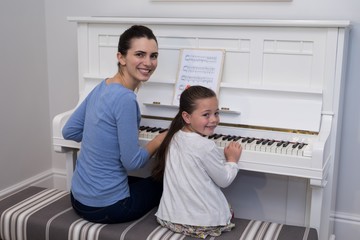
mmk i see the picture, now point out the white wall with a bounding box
[0,0,359,239]
[0,0,53,192]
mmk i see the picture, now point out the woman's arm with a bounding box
[145,131,167,157]
[62,99,87,142]
[115,93,166,171]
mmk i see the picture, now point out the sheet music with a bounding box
[172,49,225,106]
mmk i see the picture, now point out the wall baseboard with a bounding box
[0,168,67,199]
[331,211,360,224]
[330,211,360,240]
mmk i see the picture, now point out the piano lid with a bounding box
[70,18,349,133]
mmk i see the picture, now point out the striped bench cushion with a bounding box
[0,187,318,240]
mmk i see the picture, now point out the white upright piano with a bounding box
[53,17,350,240]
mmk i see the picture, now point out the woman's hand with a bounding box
[153,131,167,146]
[146,130,168,157]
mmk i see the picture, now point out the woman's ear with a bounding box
[117,52,126,66]
[182,111,191,124]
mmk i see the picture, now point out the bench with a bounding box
[0,186,318,240]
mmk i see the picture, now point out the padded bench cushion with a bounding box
[0,187,318,240]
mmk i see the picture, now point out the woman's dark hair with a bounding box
[117,25,158,68]
[152,85,217,181]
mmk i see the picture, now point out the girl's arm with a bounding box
[202,142,242,188]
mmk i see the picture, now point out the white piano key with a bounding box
[303,144,312,157]
[292,146,300,156]
[286,143,295,155]
[245,138,256,150]
[259,139,270,152]
[265,140,276,153]
[296,143,307,156]
[239,137,249,149]
[254,139,264,151]
[213,134,225,147]
[281,141,291,154]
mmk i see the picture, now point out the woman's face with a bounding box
[118,37,158,83]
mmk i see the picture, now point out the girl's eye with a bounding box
[215,112,220,116]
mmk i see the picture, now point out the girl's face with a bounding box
[182,96,220,136]
[117,37,158,84]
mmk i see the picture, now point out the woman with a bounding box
[62,25,166,223]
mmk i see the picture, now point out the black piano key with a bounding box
[292,142,300,148]
[227,135,237,141]
[139,126,149,131]
[146,127,157,132]
[222,135,231,141]
[208,134,217,139]
[282,141,290,147]
[234,136,242,141]
[276,141,285,147]
[298,143,306,149]
[267,140,275,145]
[241,137,250,143]
[213,134,223,140]
[159,128,168,133]
[247,138,255,143]
[151,127,162,132]
[256,139,264,144]
[261,139,270,145]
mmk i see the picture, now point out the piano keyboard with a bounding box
[139,126,311,157]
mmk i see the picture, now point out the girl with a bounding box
[62,25,166,223]
[153,85,242,238]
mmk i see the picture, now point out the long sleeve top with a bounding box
[155,130,239,226]
[62,80,149,207]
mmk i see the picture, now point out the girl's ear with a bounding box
[182,111,191,124]
[117,52,126,66]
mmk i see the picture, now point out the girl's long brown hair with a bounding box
[151,85,216,181]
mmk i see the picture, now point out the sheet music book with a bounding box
[172,48,225,106]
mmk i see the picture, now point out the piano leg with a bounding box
[65,150,78,191]
[309,183,323,231]
[309,177,330,240]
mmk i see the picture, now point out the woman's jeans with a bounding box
[70,176,163,223]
